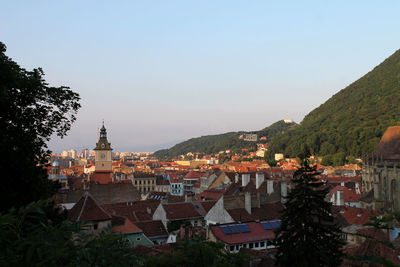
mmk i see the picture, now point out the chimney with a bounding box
[185,193,193,202]
[256,173,265,189]
[267,180,274,194]
[235,173,239,183]
[280,181,287,203]
[374,182,380,200]
[355,183,361,195]
[245,191,251,214]
[242,173,250,187]
[337,190,344,206]
[147,207,152,214]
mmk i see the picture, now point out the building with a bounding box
[91,123,113,184]
[155,176,170,193]
[239,134,258,142]
[183,171,203,193]
[361,126,400,211]
[153,202,205,229]
[208,221,279,253]
[132,173,156,195]
[167,172,184,196]
[68,192,112,234]
[48,160,68,189]
[111,216,153,247]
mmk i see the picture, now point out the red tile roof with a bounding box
[343,229,400,266]
[194,189,224,201]
[184,171,203,179]
[327,185,361,203]
[102,199,160,223]
[111,216,142,234]
[90,171,113,184]
[210,221,275,245]
[162,202,203,220]
[227,203,283,222]
[334,206,379,225]
[68,192,111,222]
[134,220,168,238]
[195,200,217,213]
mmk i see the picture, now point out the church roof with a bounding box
[373,126,400,160]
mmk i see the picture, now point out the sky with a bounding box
[1,1,400,152]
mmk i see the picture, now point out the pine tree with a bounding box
[274,157,344,266]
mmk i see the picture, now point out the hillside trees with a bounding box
[0,42,81,211]
[268,48,400,162]
[274,157,344,266]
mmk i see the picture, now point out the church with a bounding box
[361,126,400,211]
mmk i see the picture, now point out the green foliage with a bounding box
[141,238,250,267]
[269,49,400,161]
[154,120,297,159]
[274,158,344,266]
[167,220,190,232]
[0,42,81,212]
[0,201,136,267]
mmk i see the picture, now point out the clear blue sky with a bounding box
[1,1,400,152]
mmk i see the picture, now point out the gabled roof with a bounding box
[342,228,400,266]
[333,206,379,226]
[162,202,203,220]
[134,220,168,238]
[327,185,361,203]
[102,199,160,223]
[227,202,282,222]
[184,171,203,179]
[68,192,111,222]
[111,216,142,234]
[210,221,275,245]
[194,189,224,201]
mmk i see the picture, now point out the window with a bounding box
[139,180,142,185]
[260,241,265,247]
[249,243,254,248]
[230,246,234,252]
[136,237,141,241]
[93,223,98,230]
[135,180,137,185]
[235,245,239,250]
[255,242,259,248]
[194,221,197,225]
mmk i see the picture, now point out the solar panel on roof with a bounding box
[220,226,231,234]
[237,224,250,233]
[228,225,239,233]
[269,221,280,229]
[261,222,272,230]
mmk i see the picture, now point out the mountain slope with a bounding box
[269,49,400,158]
[153,120,296,159]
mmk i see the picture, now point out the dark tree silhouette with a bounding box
[0,42,81,211]
[274,157,344,266]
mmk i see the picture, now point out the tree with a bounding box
[140,238,249,267]
[274,157,344,266]
[0,42,81,212]
[0,201,136,266]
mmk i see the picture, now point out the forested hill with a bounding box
[268,48,400,161]
[153,120,297,159]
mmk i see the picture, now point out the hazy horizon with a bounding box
[2,1,400,153]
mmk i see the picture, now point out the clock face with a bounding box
[101,153,106,159]
[101,143,105,148]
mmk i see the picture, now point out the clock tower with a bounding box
[94,123,112,172]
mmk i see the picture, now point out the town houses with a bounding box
[48,123,400,262]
